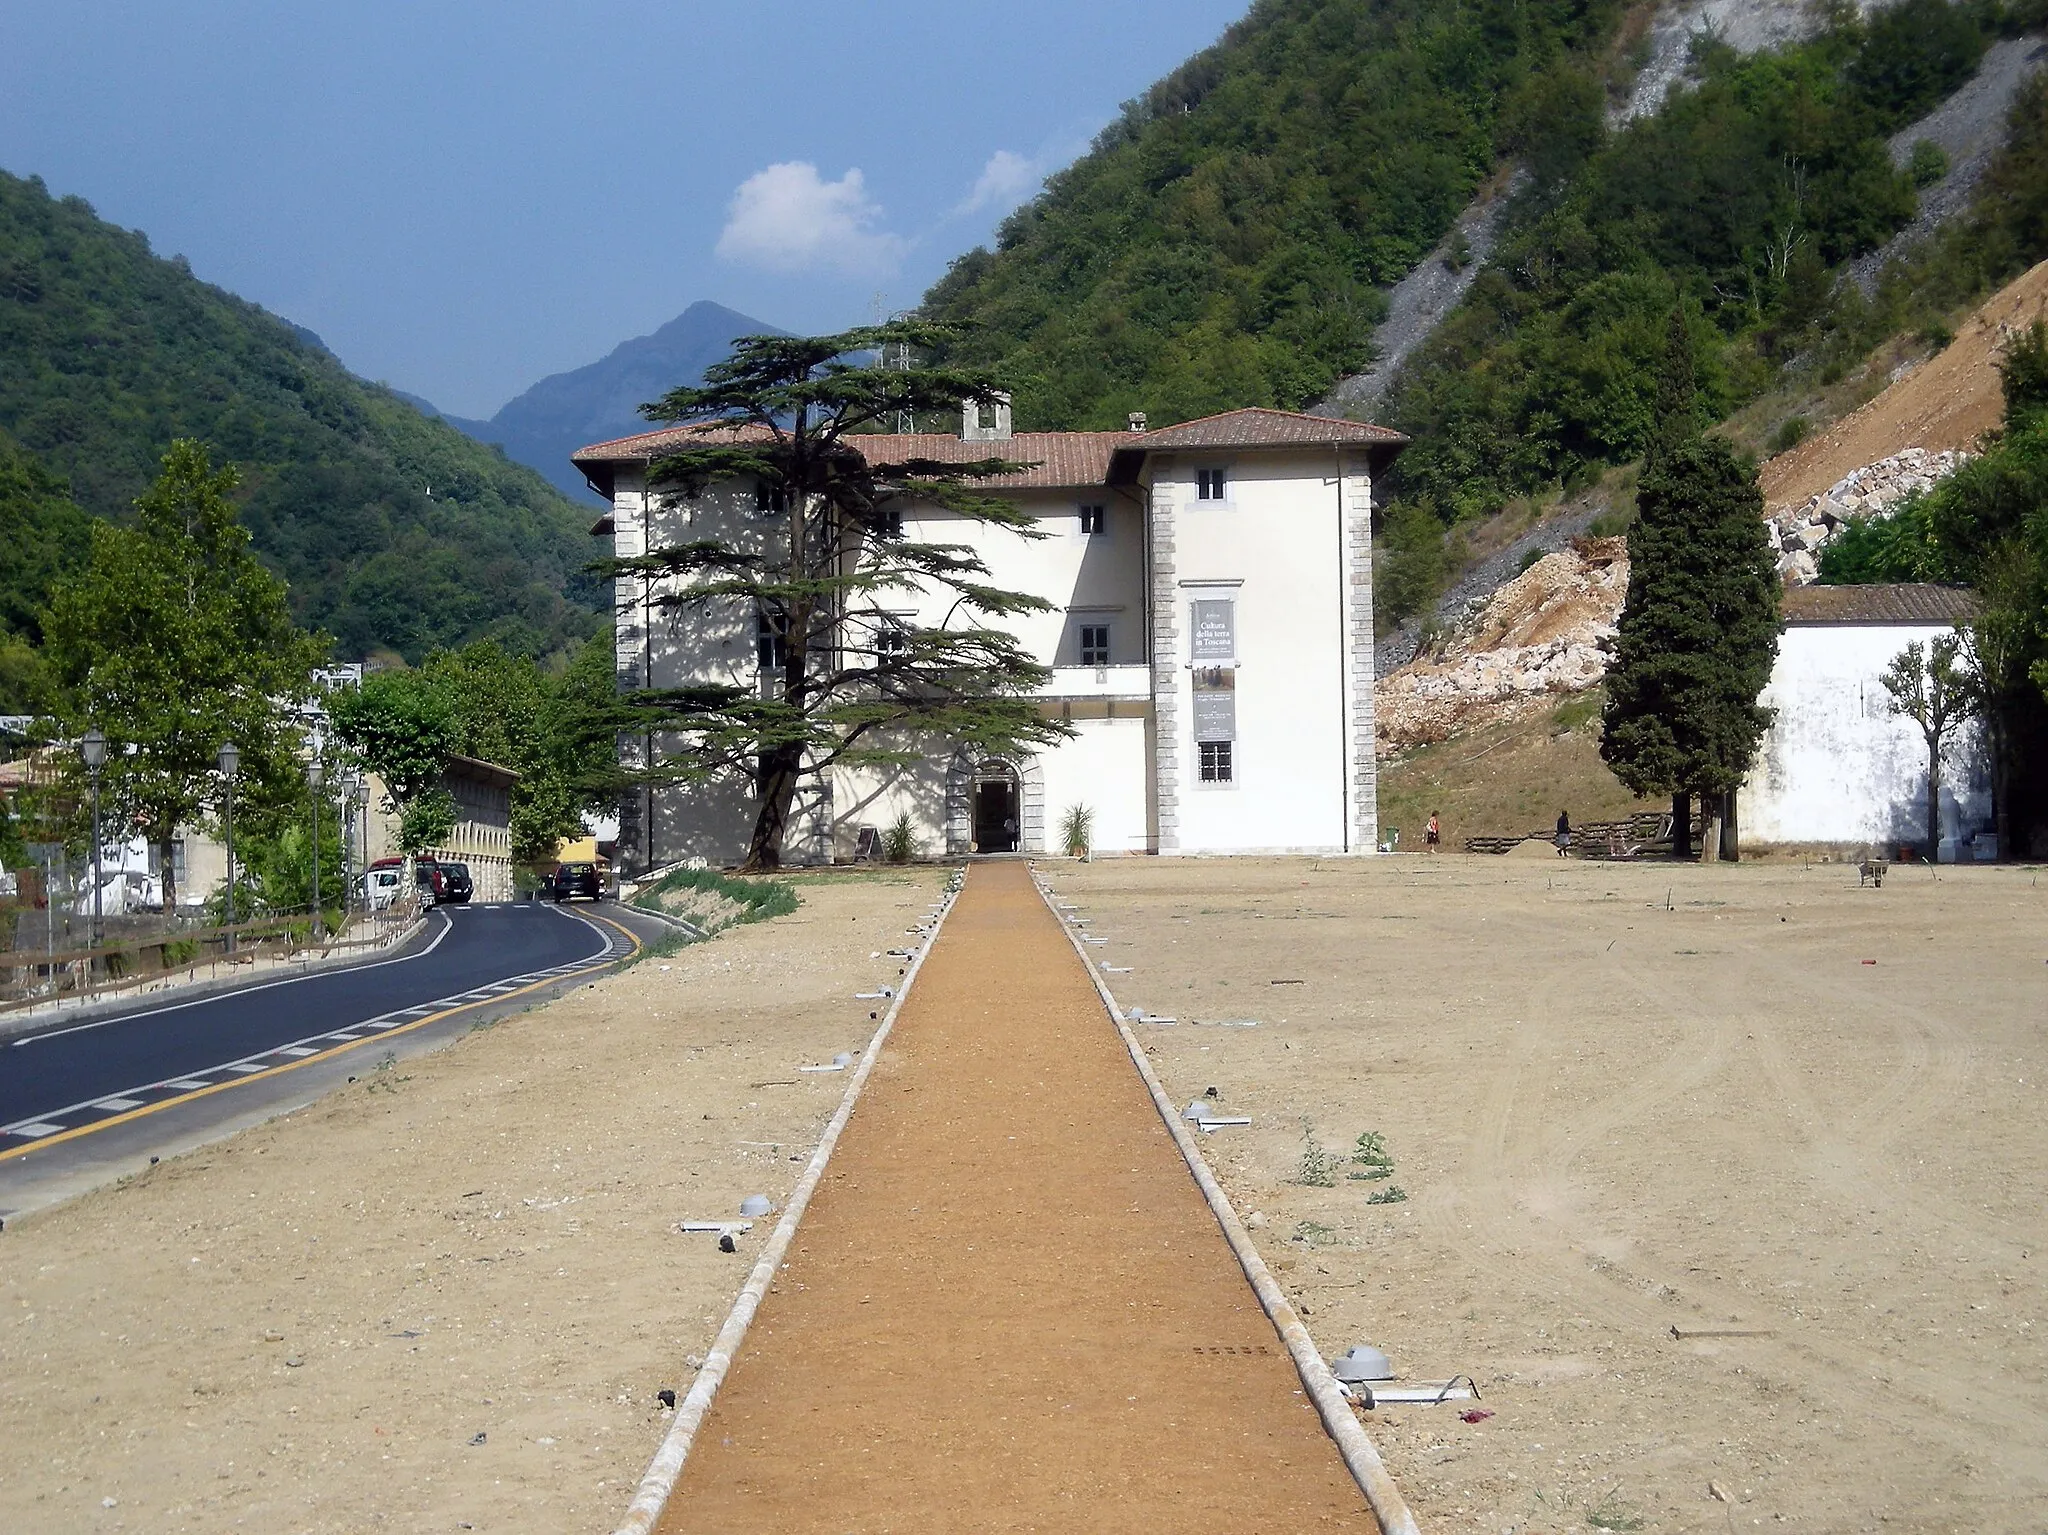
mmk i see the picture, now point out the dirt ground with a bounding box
[1379,695,1653,851]
[1043,854,2048,1535]
[0,869,944,1534]
[1761,258,2048,510]
[655,859,1373,1534]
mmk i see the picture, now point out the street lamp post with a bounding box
[80,727,107,958]
[338,770,355,936]
[308,752,324,941]
[218,740,240,956]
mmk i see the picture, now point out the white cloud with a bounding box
[955,149,1042,218]
[714,162,906,276]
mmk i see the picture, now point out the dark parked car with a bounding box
[548,862,604,902]
[439,862,474,904]
[369,855,441,906]
[413,858,451,904]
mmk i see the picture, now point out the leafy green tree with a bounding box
[42,441,328,909]
[602,321,1070,871]
[328,667,460,855]
[332,629,627,865]
[1600,317,1781,855]
[1880,633,1976,858]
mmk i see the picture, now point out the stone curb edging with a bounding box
[609,870,965,1535]
[621,901,708,940]
[1030,866,1423,1535]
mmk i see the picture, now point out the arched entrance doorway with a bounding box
[945,749,1044,855]
[970,760,1022,852]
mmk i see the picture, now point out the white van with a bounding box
[362,865,406,911]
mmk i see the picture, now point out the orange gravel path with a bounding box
[654,859,1376,1533]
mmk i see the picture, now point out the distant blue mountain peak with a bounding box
[400,300,781,502]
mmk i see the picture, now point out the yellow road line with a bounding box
[0,910,642,1165]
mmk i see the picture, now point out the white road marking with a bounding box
[89,1097,146,1111]
[8,911,458,1047]
[3,905,616,1140]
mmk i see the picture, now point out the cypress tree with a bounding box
[1601,310,1781,857]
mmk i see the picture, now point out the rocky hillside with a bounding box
[1375,253,2048,751]
[1376,538,1626,753]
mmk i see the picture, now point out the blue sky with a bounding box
[1,1,1247,417]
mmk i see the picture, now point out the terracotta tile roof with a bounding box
[574,421,775,461]
[1781,583,1980,625]
[1132,406,1408,451]
[845,430,1134,489]
[571,423,1129,491]
[571,407,1407,497]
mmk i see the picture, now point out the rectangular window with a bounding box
[875,620,909,657]
[1079,503,1106,535]
[1190,598,1235,661]
[755,481,787,517]
[756,608,788,671]
[1079,623,1111,667]
[1196,467,1228,502]
[875,507,904,540]
[1199,741,1233,783]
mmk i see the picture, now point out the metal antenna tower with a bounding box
[889,339,915,434]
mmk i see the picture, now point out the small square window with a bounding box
[1199,740,1233,783]
[1079,503,1106,535]
[755,481,787,517]
[875,507,904,540]
[1196,468,1228,502]
[1079,623,1111,667]
[876,621,909,657]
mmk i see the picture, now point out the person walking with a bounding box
[1555,809,1572,857]
[1425,811,1441,853]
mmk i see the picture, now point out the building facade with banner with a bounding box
[575,406,1406,867]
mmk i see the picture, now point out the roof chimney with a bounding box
[960,392,1013,443]
[1127,411,1148,433]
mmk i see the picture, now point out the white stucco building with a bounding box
[574,406,1407,869]
[1740,583,1993,857]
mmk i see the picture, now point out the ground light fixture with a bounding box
[79,727,107,954]
[218,740,240,956]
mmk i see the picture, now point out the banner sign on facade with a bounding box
[1191,599,1235,661]
[1192,673,1236,742]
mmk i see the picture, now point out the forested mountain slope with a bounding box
[0,170,604,663]
[920,0,1631,430]
[1379,0,2042,521]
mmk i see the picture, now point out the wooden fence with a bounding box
[0,899,422,1016]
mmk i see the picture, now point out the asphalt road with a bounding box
[0,900,655,1218]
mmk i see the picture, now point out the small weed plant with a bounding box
[1297,1122,1340,1187]
[1586,1489,1646,1532]
[1348,1129,1395,1179]
[1364,1185,1409,1205]
[1292,1219,1338,1247]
